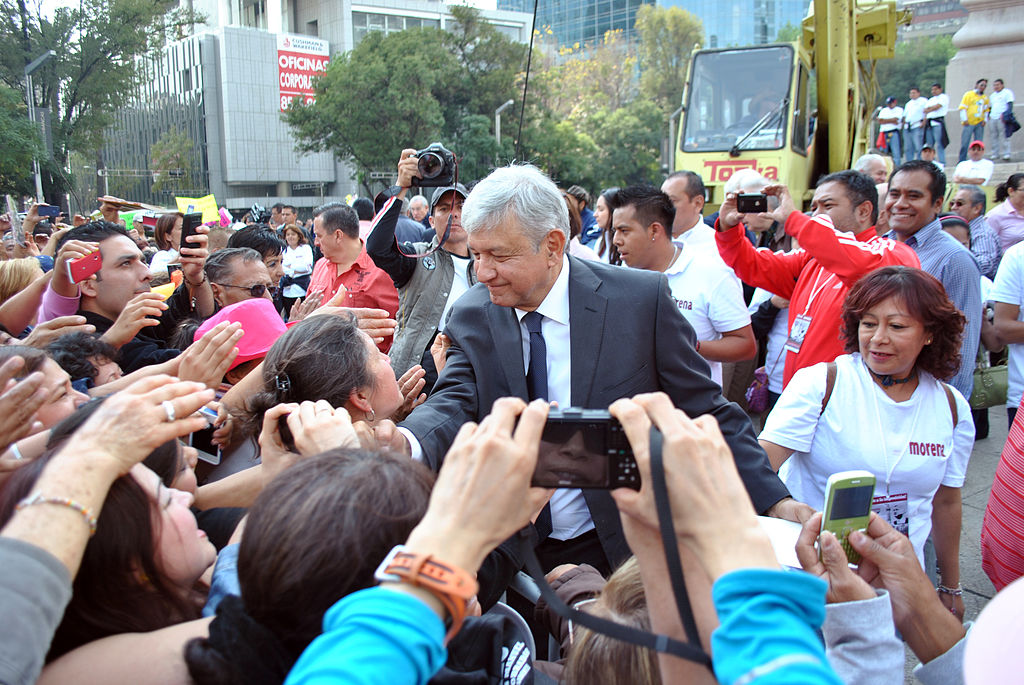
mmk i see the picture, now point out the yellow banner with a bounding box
[175,194,219,223]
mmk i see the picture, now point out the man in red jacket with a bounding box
[715,170,920,388]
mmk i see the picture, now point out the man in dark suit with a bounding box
[397,164,800,573]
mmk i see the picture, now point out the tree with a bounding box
[586,99,665,188]
[635,5,704,117]
[284,6,526,191]
[150,127,199,196]
[775,22,801,43]
[0,0,201,201]
[875,35,956,107]
[0,83,42,196]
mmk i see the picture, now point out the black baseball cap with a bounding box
[430,183,469,212]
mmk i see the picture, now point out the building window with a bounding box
[353,11,442,46]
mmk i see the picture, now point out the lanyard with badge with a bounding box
[784,271,835,353]
[864,373,924,537]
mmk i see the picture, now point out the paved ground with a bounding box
[902,405,1005,682]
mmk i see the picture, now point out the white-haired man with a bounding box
[396,163,797,574]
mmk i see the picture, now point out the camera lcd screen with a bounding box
[534,422,610,488]
[829,484,874,520]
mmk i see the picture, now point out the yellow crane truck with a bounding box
[675,0,911,209]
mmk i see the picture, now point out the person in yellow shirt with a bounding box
[959,78,990,162]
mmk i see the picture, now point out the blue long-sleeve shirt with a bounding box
[284,587,446,685]
[712,568,843,685]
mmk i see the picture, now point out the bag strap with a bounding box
[941,383,958,427]
[820,361,837,416]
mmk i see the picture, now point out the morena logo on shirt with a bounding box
[672,297,693,311]
[908,442,946,458]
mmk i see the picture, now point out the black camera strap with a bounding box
[516,427,712,668]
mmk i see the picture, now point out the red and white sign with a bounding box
[277,34,330,112]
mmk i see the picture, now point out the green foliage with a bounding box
[150,127,198,195]
[585,100,665,187]
[775,22,801,43]
[635,5,704,116]
[284,7,525,192]
[0,0,202,200]
[0,83,43,196]
[875,35,956,107]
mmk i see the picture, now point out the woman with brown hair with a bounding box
[280,224,313,313]
[150,212,183,275]
[184,449,434,684]
[759,266,974,619]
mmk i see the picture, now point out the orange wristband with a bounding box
[375,545,479,643]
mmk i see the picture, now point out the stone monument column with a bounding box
[944,0,1024,165]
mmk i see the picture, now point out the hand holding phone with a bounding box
[179,212,202,251]
[37,204,61,218]
[820,470,876,564]
[67,251,103,284]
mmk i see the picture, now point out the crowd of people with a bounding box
[875,78,1017,169]
[3,140,1024,685]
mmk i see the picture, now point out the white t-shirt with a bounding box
[663,246,751,386]
[953,158,994,184]
[748,288,789,394]
[989,88,1015,119]
[990,242,1024,407]
[282,244,314,298]
[878,106,904,132]
[926,92,950,119]
[438,254,471,331]
[148,248,178,276]
[759,354,974,564]
[904,97,927,128]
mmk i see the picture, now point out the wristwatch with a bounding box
[374,545,479,642]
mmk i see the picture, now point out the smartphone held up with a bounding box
[820,470,876,564]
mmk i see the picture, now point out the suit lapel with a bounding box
[486,299,529,399]
[568,257,608,405]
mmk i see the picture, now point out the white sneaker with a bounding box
[1004,155,1012,161]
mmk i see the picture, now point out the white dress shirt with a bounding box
[400,254,595,540]
[926,92,949,119]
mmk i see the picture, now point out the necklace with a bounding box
[869,366,915,387]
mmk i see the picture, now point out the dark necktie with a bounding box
[524,311,548,401]
[523,311,552,538]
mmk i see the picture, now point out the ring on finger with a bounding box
[161,400,176,422]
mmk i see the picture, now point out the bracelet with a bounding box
[695,340,701,352]
[936,584,963,596]
[185,273,207,288]
[16,492,98,536]
[374,545,478,643]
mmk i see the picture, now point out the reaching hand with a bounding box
[100,292,167,348]
[352,418,411,456]
[0,356,48,452]
[257,401,359,485]
[431,333,451,375]
[405,397,553,572]
[68,375,213,475]
[289,290,324,321]
[392,364,426,422]
[177,321,243,388]
[397,149,420,189]
[795,513,876,604]
[609,392,778,581]
[179,225,210,286]
[305,305,397,343]
[21,316,96,349]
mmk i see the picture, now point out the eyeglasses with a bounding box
[949,200,966,207]
[215,282,278,298]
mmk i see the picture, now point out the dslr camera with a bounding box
[532,408,640,490]
[414,143,457,187]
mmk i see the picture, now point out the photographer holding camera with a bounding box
[714,171,919,388]
[367,147,473,390]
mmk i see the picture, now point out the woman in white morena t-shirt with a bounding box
[759,266,974,620]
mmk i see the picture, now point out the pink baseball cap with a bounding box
[193,298,289,371]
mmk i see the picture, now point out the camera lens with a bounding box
[418,153,443,179]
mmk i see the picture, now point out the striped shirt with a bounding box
[969,215,1003,280]
[888,218,981,398]
[982,405,1024,590]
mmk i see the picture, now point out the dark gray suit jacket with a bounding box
[402,256,789,567]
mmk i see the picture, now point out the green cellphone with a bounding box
[820,470,876,564]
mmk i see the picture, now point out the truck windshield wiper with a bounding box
[730,98,788,156]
